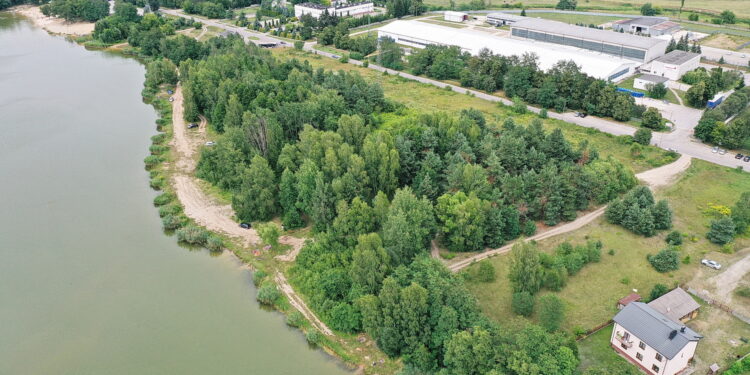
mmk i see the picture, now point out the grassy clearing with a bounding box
[577,325,630,371]
[701,33,750,50]
[526,11,624,25]
[464,159,750,331]
[273,48,675,173]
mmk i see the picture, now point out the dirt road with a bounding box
[447,155,693,272]
[708,252,750,300]
[275,272,333,336]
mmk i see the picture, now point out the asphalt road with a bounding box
[160,9,750,172]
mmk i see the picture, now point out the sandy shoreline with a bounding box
[11,5,95,36]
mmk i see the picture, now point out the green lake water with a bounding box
[0,13,348,375]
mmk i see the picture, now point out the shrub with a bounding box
[150,144,169,155]
[158,204,182,218]
[362,60,369,67]
[538,295,564,332]
[349,51,364,60]
[339,54,349,63]
[256,281,281,305]
[258,222,281,249]
[176,224,209,245]
[633,128,652,145]
[647,248,680,273]
[144,155,162,168]
[736,286,750,298]
[293,40,303,50]
[648,283,669,302]
[707,216,736,245]
[682,255,691,264]
[286,310,305,327]
[161,214,184,230]
[620,277,629,285]
[153,192,175,206]
[306,329,322,346]
[512,96,527,114]
[608,249,615,256]
[252,269,268,287]
[206,235,224,251]
[665,230,683,246]
[538,108,548,118]
[150,176,165,190]
[151,133,168,144]
[512,291,535,317]
[476,261,496,282]
[522,220,537,236]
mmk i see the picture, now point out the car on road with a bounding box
[205,141,216,146]
[240,223,251,229]
[719,149,727,155]
[701,259,722,270]
[169,97,174,102]
[167,89,174,95]
[331,54,340,59]
[744,155,750,162]
[712,146,719,153]
[187,123,199,129]
[736,153,744,159]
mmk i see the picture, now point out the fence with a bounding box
[576,320,614,342]
[686,287,750,325]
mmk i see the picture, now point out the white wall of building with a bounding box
[294,2,373,19]
[649,55,700,80]
[444,11,466,22]
[610,323,696,375]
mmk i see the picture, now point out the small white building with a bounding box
[444,11,467,22]
[612,302,702,375]
[294,1,373,19]
[634,74,669,90]
[648,50,700,80]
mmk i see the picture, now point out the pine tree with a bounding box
[651,199,672,230]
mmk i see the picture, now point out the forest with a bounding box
[694,86,750,149]
[175,35,638,374]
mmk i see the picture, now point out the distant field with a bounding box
[701,33,750,51]
[526,11,624,25]
[426,0,750,18]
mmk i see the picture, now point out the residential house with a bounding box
[648,287,700,323]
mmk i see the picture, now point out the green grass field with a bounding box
[527,12,624,25]
[576,325,630,370]
[273,48,675,173]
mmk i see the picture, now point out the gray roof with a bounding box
[648,287,700,322]
[621,17,671,27]
[637,74,669,84]
[511,18,665,50]
[614,302,702,360]
[487,13,526,21]
[655,50,701,65]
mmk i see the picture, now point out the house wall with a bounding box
[611,323,695,375]
[444,12,466,22]
[649,55,700,80]
[295,2,372,18]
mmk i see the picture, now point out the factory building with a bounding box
[486,12,525,26]
[510,18,668,62]
[612,17,680,36]
[646,50,701,80]
[444,11,467,22]
[377,20,638,81]
[294,0,373,19]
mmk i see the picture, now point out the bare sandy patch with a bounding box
[13,5,95,36]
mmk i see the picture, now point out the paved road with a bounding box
[701,45,750,67]
[161,9,750,171]
[160,8,284,45]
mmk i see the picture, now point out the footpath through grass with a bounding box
[273,48,675,173]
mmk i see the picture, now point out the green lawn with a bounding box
[617,75,681,105]
[272,48,676,173]
[464,159,750,332]
[577,325,630,371]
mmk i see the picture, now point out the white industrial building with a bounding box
[294,0,373,18]
[486,12,525,26]
[646,50,701,80]
[378,20,638,81]
[444,11,467,22]
[634,74,669,90]
[510,18,668,62]
[612,17,680,36]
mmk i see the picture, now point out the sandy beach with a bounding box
[12,5,94,36]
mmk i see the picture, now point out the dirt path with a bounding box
[669,88,685,106]
[275,272,334,336]
[708,251,750,300]
[447,155,693,272]
[274,236,307,262]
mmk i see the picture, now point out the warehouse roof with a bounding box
[487,12,526,21]
[655,50,700,65]
[511,18,665,49]
[379,20,637,80]
[614,16,670,27]
[614,302,702,360]
[648,288,700,322]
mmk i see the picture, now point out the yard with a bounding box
[272,48,676,173]
[463,158,750,338]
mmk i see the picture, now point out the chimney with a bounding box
[680,327,686,333]
[669,330,677,339]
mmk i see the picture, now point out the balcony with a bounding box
[615,333,633,349]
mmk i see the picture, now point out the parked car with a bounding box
[331,54,340,59]
[712,146,719,153]
[167,89,174,95]
[736,153,744,159]
[187,123,199,129]
[205,141,216,146]
[240,223,251,229]
[701,259,722,270]
[719,149,727,155]
[744,155,750,162]
[169,97,174,102]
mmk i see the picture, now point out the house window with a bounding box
[655,353,663,362]
[621,343,628,350]
[636,352,643,361]
[623,332,630,340]
[652,364,660,373]
[639,341,646,350]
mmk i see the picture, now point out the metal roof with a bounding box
[511,18,666,50]
[648,287,700,322]
[655,50,700,65]
[614,302,702,359]
[622,17,671,27]
[378,20,637,80]
[487,12,526,21]
[652,21,680,31]
[636,74,669,84]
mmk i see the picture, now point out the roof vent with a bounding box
[669,330,677,340]
[680,327,686,333]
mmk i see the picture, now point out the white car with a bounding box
[701,259,722,270]
[205,141,216,146]
[712,146,719,153]
[169,97,174,102]
[719,149,727,155]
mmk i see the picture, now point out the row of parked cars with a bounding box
[735,153,750,162]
